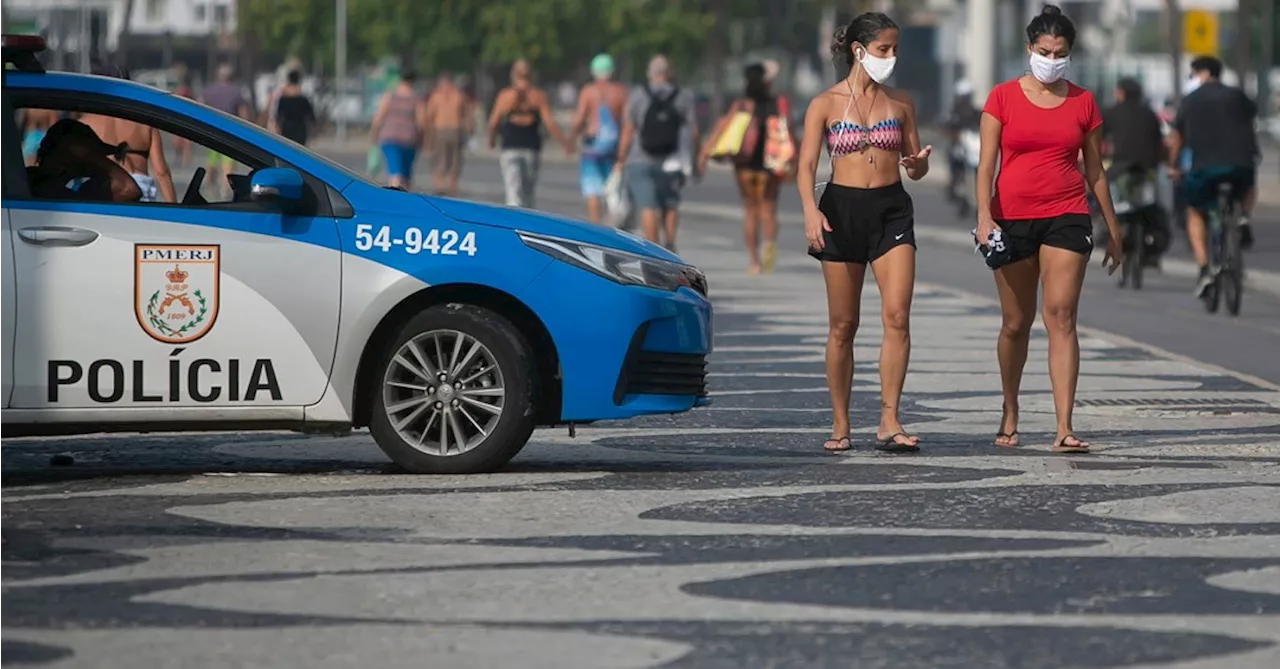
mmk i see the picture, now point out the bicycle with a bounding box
[1109,165,1159,290]
[1201,181,1245,316]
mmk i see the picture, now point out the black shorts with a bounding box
[810,182,915,264]
[997,213,1094,264]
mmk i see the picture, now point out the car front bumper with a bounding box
[519,261,713,422]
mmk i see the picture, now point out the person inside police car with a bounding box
[27,119,142,203]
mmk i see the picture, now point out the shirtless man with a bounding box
[20,108,60,166]
[80,62,177,203]
[569,53,628,223]
[424,72,474,196]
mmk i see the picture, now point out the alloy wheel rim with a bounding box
[382,329,505,456]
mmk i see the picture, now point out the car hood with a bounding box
[424,196,682,263]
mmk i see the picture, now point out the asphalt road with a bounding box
[4,152,1279,669]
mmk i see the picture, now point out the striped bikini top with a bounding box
[825,88,902,156]
[826,118,902,155]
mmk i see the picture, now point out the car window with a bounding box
[16,101,270,207]
[174,91,376,189]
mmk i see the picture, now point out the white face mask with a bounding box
[1183,75,1203,95]
[856,47,897,84]
[1028,52,1070,84]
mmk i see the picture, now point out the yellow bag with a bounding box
[709,110,753,160]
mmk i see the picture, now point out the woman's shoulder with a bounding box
[1064,81,1096,101]
[818,82,848,99]
[884,86,915,106]
[992,78,1024,94]
[804,89,834,111]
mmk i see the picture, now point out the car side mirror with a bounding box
[249,167,304,212]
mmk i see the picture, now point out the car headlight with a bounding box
[518,231,707,295]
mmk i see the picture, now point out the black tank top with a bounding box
[499,89,543,151]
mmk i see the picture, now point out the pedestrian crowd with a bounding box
[358,52,800,258]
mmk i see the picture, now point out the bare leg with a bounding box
[821,261,867,449]
[1186,206,1209,267]
[663,208,679,250]
[734,170,762,273]
[742,200,761,273]
[211,165,229,200]
[446,167,460,196]
[640,208,661,244]
[586,195,602,224]
[1038,245,1090,451]
[760,178,780,272]
[869,244,918,446]
[992,255,1040,447]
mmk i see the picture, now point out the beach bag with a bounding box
[763,96,797,178]
[584,87,620,158]
[604,168,632,229]
[709,102,753,162]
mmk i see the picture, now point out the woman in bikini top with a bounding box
[795,11,933,457]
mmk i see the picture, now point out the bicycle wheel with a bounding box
[1222,221,1243,316]
[1222,269,1241,316]
[1130,221,1145,290]
[1205,275,1221,313]
[1201,203,1223,313]
[1219,189,1244,316]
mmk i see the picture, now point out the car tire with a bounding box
[369,304,538,474]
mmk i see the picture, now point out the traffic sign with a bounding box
[1183,10,1218,56]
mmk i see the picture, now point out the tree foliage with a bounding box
[239,0,335,67]
[238,0,780,77]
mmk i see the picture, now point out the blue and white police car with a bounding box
[1,36,712,473]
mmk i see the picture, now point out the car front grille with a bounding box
[613,339,709,403]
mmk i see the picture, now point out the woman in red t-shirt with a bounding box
[975,5,1122,454]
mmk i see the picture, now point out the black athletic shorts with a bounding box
[996,213,1094,265]
[810,182,916,264]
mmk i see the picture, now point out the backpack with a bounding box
[639,85,683,157]
[584,86,620,157]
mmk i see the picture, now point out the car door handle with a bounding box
[17,226,100,247]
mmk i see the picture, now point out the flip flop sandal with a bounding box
[823,436,852,452]
[1052,434,1091,454]
[875,433,920,453]
[994,431,1020,447]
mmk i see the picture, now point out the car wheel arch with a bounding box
[351,283,562,429]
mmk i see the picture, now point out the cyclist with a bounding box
[1102,78,1167,265]
[1167,56,1259,297]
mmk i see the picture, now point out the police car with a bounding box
[1,36,712,474]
